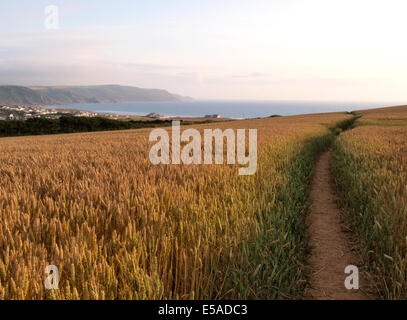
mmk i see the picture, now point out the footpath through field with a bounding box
[305,151,374,300]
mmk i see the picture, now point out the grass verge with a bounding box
[221,132,337,299]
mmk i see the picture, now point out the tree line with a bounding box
[0,116,175,137]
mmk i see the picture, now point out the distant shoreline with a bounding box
[47,100,401,119]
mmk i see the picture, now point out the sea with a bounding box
[48,100,400,119]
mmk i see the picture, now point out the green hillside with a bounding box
[0,85,190,106]
[0,86,55,105]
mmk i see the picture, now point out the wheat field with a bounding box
[0,113,350,299]
[332,106,407,299]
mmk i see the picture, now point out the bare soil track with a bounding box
[306,151,374,300]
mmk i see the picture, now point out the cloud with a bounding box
[0,26,203,91]
[231,72,272,79]
[0,57,202,96]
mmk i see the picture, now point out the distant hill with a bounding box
[354,104,407,115]
[0,85,192,106]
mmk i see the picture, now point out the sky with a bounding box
[1,0,407,102]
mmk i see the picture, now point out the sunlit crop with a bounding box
[0,113,350,299]
[333,106,407,299]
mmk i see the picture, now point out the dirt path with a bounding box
[306,151,373,300]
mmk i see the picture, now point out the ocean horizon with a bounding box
[48,100,402,119]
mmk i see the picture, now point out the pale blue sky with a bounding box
[1,0,407,101]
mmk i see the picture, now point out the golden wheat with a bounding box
[333,106,407,299]
[0,113,350,299]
